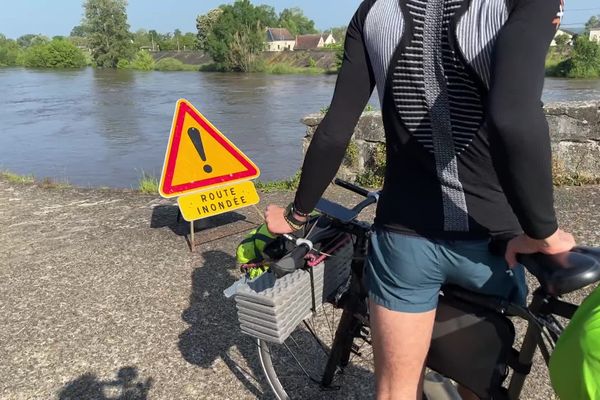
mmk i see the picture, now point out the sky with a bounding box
[0,0,599,39]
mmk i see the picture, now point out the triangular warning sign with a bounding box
[159,99,260,198]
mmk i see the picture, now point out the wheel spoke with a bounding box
[303,319,330,356]
[283,341,321,383]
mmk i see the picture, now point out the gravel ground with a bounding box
[0,179,598,400]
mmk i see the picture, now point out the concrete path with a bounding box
[0,178,598,400]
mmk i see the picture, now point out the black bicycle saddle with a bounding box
[518,247,600,296]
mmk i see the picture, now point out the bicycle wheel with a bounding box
[257,301,374,400]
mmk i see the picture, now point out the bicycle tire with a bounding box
[257,302,374,400]
[258,338,290,400]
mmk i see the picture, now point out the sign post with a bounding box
[159,99,261,250]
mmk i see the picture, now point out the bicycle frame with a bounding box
[319,218,579,400]
[255,180,588,400]
[506,290,576,399]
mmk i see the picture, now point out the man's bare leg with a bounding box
[370,300,437,400]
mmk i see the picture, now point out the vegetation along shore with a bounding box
[0,0,345,74]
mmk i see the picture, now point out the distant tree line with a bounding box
[0,34,87,68]
[0,0,348,72]
[0,0,198,69]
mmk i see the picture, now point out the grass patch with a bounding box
[155,57,199,72]
[343,141,360,168]
[545,50,564,76]
[255,172,301,193]
[1,171,35,184]
[38,177,70,189]
[263,63,325,75]
[0,171,70,188]
[138,173,159,194]
[552,159,600,186]
[553,172,600,186]
[355,143,386,189]
[320,104,377,114]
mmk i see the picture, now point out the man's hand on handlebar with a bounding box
[265,204,307,235]
[505,228,577,268]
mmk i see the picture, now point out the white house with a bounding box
[266,28,295,52]
[590,25,600,43]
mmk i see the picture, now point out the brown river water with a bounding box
[1,67,599,187]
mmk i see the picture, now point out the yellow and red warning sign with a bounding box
[159,99,260,198]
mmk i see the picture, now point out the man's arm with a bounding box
[266,1,376,233]
[486,0,575,264]
[293,1,376,214]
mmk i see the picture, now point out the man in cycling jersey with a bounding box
[265,0,576,398]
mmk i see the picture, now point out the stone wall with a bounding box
[301,101,600,182]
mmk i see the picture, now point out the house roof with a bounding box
[266,28,294,42]
[295,35,323,50]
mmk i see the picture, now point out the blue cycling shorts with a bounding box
[365,228,528,313]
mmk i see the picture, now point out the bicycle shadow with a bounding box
[57,366,152,400]
[178,249,270,398]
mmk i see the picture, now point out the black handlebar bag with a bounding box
[427,292,515,400]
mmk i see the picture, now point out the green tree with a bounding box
[159,32,175,51]
[328,26,347,43]
[23,38,86,68]
[70,25,87,37]
[278,8,317,35]
[584,16,600,34]
[173,29,182,51]
[0,34,24,66]
[335,42,344,71]
[117,49,154,70]
[148,29,161,51]
[82,0,133,68]
[132,29,151,49]
[202,0,277,71]
[180,32,197,50]
[567,36,600,78]
[69,25,89,48]
[196,8,223,50]
[554,34,570,56]
[17,34,49,48]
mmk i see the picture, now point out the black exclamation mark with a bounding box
[188,127,213,174]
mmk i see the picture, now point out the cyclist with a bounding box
[265,0,576,398]
[550,286,600,400]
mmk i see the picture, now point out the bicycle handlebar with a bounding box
[271,180,376,277]
[334,178,371,197]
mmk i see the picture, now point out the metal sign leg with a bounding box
[190,220,195,252]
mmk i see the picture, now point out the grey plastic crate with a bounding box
[233,241,353,344]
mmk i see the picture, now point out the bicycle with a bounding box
[243,179,600,400]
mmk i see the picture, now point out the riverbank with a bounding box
[1,49,338,74]
[0,176,598,399]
